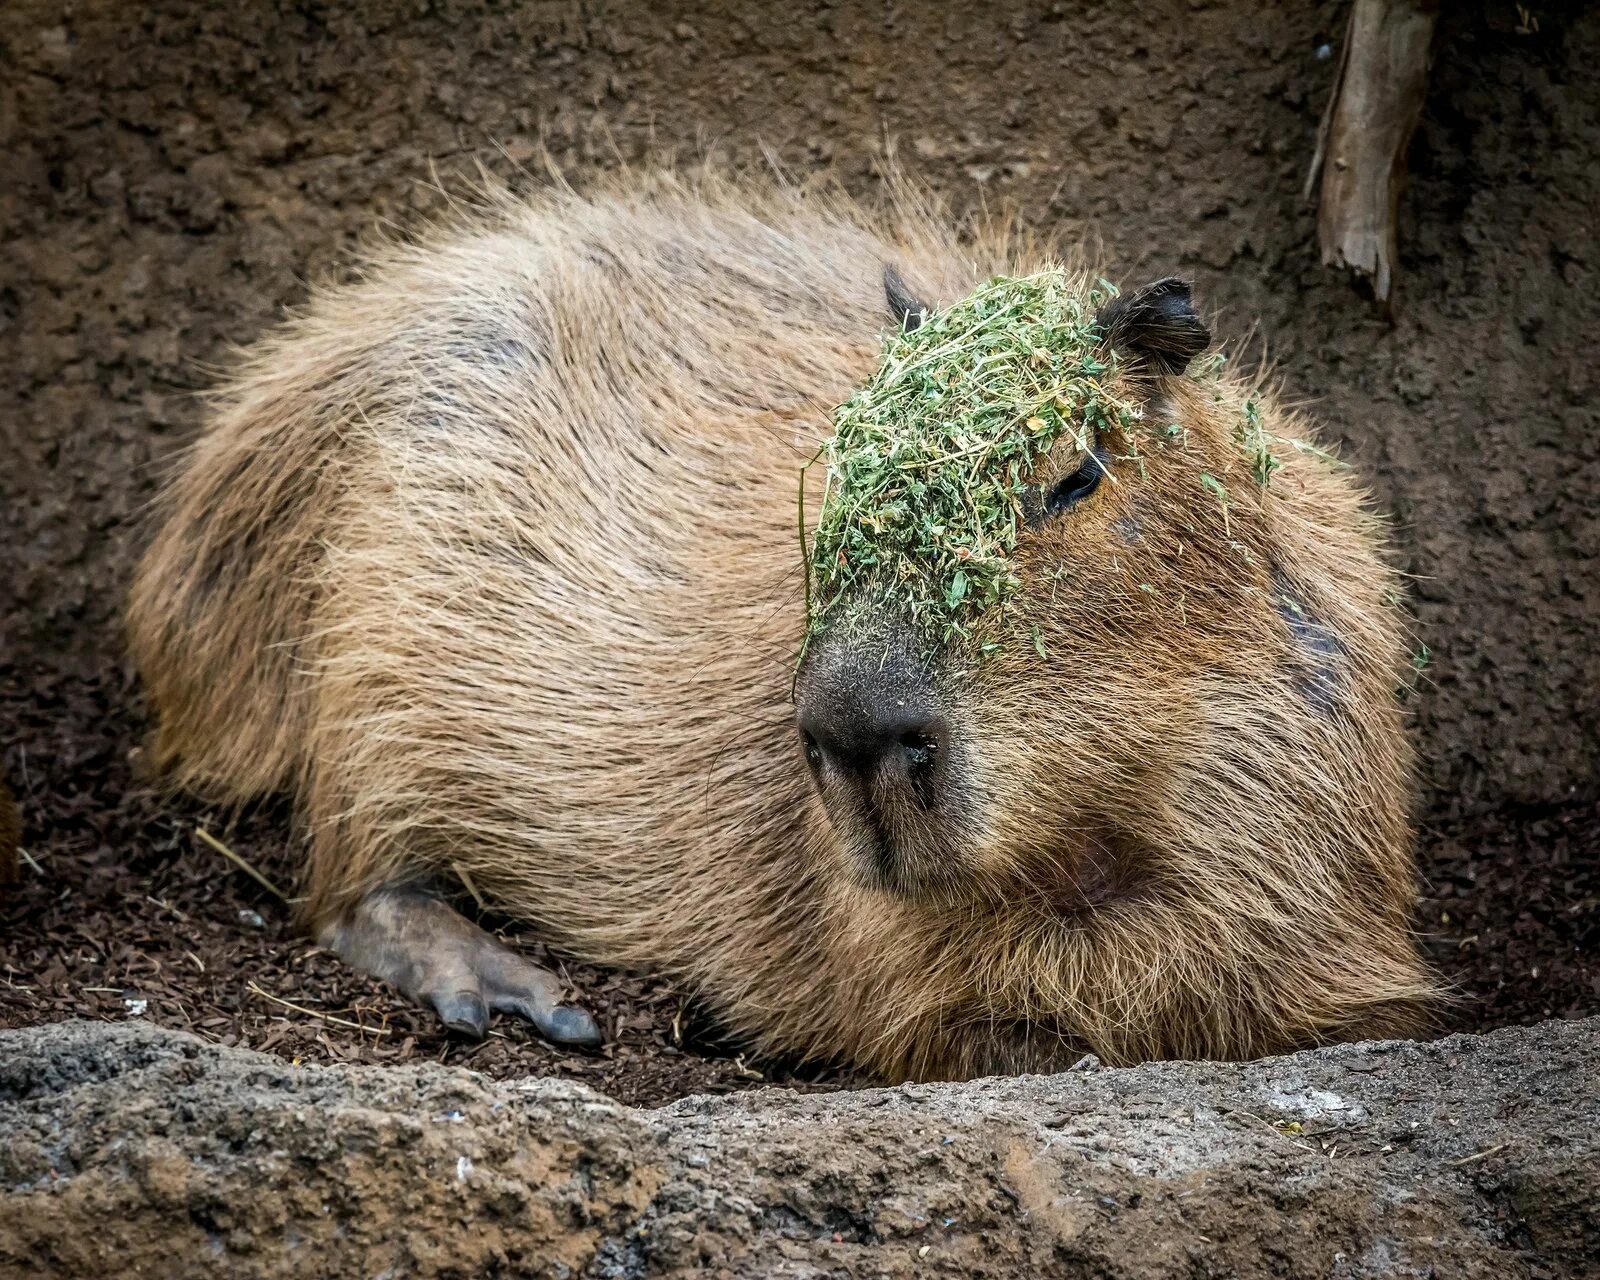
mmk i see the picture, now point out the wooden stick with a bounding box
[196,826,288,901]
[1449,1143,1510,1167]
[1304,19,1354,204]
[247,981,394,1036]
[1308,0,1439,304]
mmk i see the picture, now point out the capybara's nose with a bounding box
[796,689,948,800]
[800,704,946,782]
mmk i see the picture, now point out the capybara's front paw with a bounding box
[318,887,601,1047]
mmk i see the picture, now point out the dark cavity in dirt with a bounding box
[3,0,1597,1103]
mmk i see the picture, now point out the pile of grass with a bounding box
[804,267,1136,647]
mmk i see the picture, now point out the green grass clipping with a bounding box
[804,267,1136,649]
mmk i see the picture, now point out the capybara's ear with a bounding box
[1096,277,1210,375]
[883,264,933,333]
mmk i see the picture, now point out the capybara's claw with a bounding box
[479,936,604,1046]
[489,989,599,1045]
[535,1003,602,1047]
[433,989,491,1040]
[318,887,601,1049]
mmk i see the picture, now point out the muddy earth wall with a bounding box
[3,0,1597,809]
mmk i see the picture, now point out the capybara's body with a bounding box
[129,176,1433,1079]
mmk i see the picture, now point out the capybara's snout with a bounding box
[794,629,963,892]
[796,667,947,802]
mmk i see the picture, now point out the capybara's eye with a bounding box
[1045,451,1107,516]
[801,730,823,771]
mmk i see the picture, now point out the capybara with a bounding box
[127,174,1434,1080]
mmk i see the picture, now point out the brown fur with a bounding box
[127,172,1435,1080]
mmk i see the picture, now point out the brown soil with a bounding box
[2,0,1597,1103]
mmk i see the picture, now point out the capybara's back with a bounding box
[129,174,1434,1079]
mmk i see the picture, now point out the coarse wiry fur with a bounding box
[127,171,1435,1080]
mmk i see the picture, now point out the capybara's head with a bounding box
[796,266,1397,910]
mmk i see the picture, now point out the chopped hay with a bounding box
[805,268,1136,647]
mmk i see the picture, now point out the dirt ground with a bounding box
[2,0,1597,1104]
